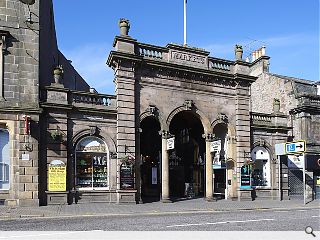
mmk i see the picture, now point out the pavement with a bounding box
[0,198,319,220]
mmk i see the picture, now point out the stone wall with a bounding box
[0,0,41,206]
[251,73,298,115]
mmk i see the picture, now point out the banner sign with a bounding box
[210,140,221,153]
[48,160,66,191]
[212,152,226,169]
[288,154,304,169]
[167,137,175,150]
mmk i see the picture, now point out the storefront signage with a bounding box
[305,155,320,170]
[212,152,226,169]
[167,137,175,150]
[288,154,304,169]
[240,165,251,188]
[120,164,134,189]
[210,140,221,153]
[48,160,66,192]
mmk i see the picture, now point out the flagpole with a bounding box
[184,0,187,45]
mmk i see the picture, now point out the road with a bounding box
[0,207,319,231]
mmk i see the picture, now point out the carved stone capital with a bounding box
[89,126,99,136]
[258,138,265,147]
[217,113,228,123]
[147,105,157,116]
[159,130,172,139]
[203,133,215,142]
[183,100,194,110]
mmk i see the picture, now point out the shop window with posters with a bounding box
[75,137,109,190]
[250,146,271,187]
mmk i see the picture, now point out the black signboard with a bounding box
[240,165,251,188]
[120,164,134,189]
[306,154,320,170]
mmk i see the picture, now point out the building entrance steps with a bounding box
[0,198,319,220]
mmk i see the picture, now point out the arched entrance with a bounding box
[169,111,205,199]
[140,116,161,202]
[251,146,271,187]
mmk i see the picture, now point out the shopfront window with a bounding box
[0,129,9,190]
[251,146,271,187]
[75,137,108,190]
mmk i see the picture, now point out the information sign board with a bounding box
[48,160,66,191]
[120,164,134,189]
[285,141,306,154]
[210,140,221,153]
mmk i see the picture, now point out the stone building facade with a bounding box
[0,0,319,206]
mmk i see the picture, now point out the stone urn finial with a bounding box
[53,65,64,84]
[235,44,243,61]
[119,18,130,36]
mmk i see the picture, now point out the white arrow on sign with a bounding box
[285,140,306,154]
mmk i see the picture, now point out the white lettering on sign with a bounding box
[167,137,175,150]
[172,51,205,65]
[210,140,221,153]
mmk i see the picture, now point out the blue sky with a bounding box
[53,0,319,94]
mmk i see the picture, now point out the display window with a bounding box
[0,129,9,190]
[251,146,271,187]
[75,137,109,190]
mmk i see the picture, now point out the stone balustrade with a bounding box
[208,58,232,71]
[138,44,164,59]
[251,112,288,128]
[297,95,320,107]
[251,113,272,125]
[71,91,116,107]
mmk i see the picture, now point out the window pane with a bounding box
[76,152,108,189]
[0,129,9,190]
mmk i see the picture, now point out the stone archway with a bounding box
[168,110,205,199]
[140,116,162,202]
[166,100,212,135]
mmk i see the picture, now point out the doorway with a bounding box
[213,123,228,199]
[140,117,161,202]
[169,111,205,199]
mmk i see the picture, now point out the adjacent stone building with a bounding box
[0,0,318,206]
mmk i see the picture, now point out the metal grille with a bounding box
[288,169,304,199]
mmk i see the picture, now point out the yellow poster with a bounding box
[48,166,66,191]
[317,178,320,186]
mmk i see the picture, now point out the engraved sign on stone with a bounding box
[171,51,206,67]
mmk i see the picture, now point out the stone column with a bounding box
[161,130,171,203]
[205,133,214,201]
